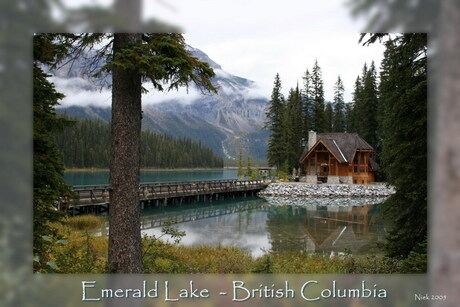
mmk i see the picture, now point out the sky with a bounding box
[58,0,386,103]
[141,0,386,102]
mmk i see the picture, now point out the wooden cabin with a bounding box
[299,131,379,184]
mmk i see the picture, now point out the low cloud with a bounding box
[50,76,112,108]
[52,75,212,108]
[51,67,268,109]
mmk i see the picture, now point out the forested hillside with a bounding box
[54,118,224,169]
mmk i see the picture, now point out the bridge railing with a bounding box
[63,179,266,207]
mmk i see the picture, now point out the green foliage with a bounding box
[324,102,333,132]
[399,240,427,273]
[377,34,427,260]
[33,35,76,272]
[309,60,327,133]
[54,118,224,169]
[348,62,379,149]
[252,253,400,274]
[284,86,304,170]
[252,255,278,273]
[266,73,286,169]
[52,33,217,94]
[332,76,346,132]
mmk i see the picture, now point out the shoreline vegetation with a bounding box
[37,215,421,274]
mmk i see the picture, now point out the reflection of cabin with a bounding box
[299,131,379,184]
[300,204,376,254]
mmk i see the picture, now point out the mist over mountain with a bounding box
[54,46,270,163]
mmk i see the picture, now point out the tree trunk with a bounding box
[432,0,460,305]
[108,33,143,273]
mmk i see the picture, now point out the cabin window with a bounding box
[354,166,358,173]
[353,180,357,184]
[354,155,358,164]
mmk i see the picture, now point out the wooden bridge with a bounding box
[59,179,267,214]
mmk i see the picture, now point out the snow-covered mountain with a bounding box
[54,46,270,162]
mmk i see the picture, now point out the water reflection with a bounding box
[140,196,387,257]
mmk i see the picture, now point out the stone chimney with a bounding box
[308,131,317,151]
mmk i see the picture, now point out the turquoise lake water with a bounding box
[68,169,386,256]
[64,169,239,186]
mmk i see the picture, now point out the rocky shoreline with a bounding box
[258,182,395,198]
[261,196,388,207]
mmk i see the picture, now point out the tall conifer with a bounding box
[376,34,427,260]
[266,73,286,169]
[310,60,326,132]
[332,76,346,132]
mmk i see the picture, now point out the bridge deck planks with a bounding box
[60,179,266,211]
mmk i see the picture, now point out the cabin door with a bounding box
[319,164,329,176]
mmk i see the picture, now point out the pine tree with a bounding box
[285,85,304,169]
[332,76,346,132]
[246,156,254,179]
[265,73,286,169]
[324,102,333,132]
[301,69,313,137]
[349,75,363,133]
[48,33,216,273]
[344,102,354,133]
[33,35,75,272]
[369,33,427,262]
[360,61,379,149]
[310,60,327,133]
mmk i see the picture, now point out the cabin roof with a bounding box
[299,133,374,164]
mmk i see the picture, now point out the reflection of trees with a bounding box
[266,206,312,253]
[265,203,385,254]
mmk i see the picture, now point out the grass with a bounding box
[61,214,106,231]
[43,214,404,274]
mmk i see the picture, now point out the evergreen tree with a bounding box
[332,76,346,132]
[344,102,354,133]
[324,102,333,132]
[246,156,254,179]
[368,33,427,262]
[49,33,216,273]
[301,69,313,137]
[55,118,223,169]
[285,85,304,170]
[310,60,327,132]
[265,73,286,169]
[360,61,379,149]
[349,75,363,133]
[33,35,75,272]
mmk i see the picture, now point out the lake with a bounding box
[64,169,239,186]
[67,170,387,257]
[140,196,387,257]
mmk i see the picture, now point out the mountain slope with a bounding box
[53,46,270,163]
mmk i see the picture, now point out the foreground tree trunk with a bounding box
[108,33,143,273]
[432,0,460,304]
